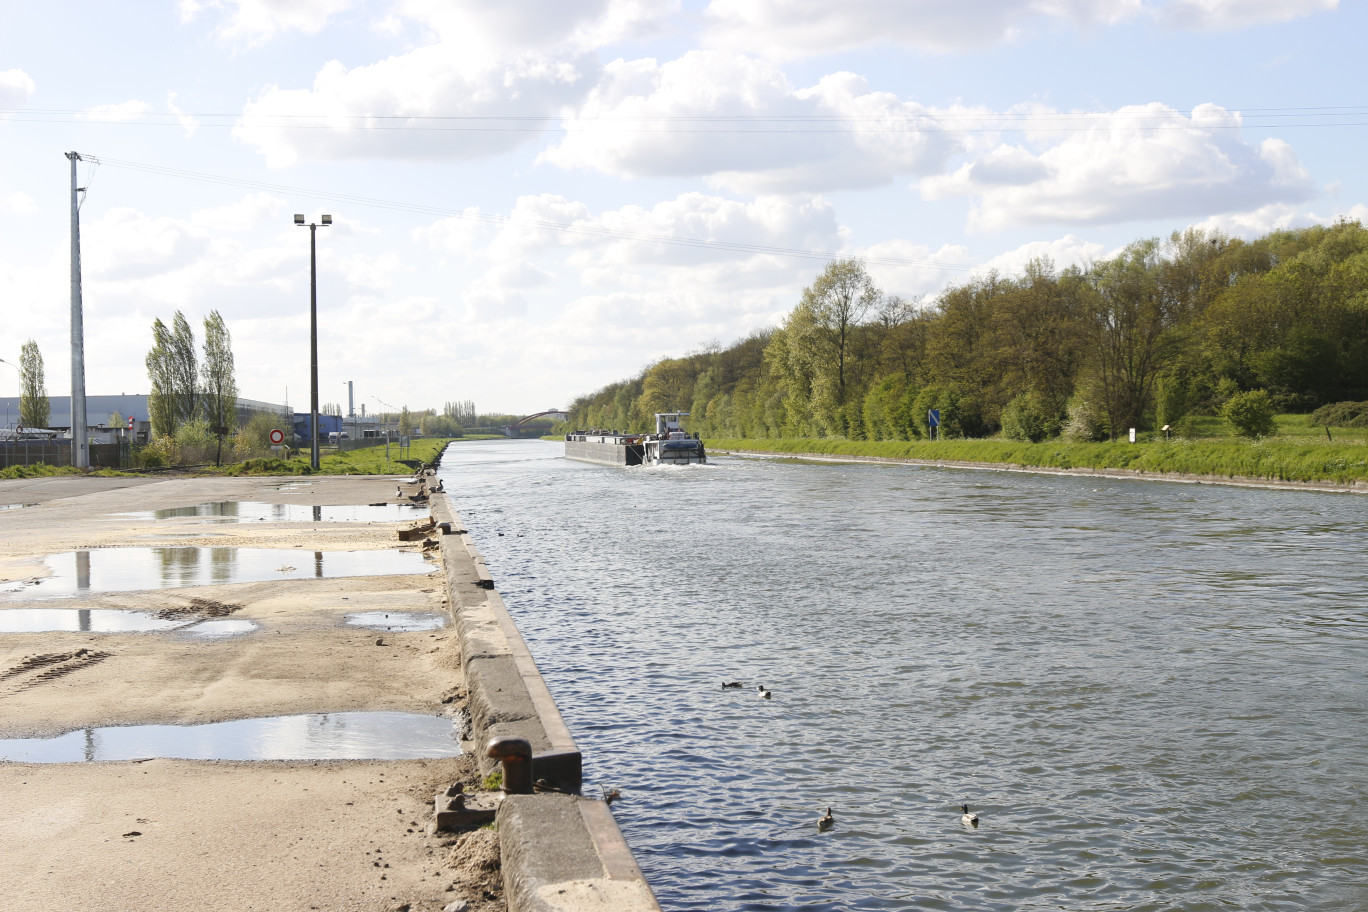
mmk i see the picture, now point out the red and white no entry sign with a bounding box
[269,429,285,445]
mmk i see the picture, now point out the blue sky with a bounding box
[1,0,1363,416]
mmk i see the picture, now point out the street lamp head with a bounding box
[320,214,332,226]
[294,214,305,225]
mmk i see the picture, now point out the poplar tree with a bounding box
[170,312,199,427]
[146,318,179,437]
[18,339,49,428]
[201,310,237,465]
[146,312,200,438]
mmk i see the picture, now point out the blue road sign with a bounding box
[928,409,940,427]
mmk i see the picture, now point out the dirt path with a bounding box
[0,474,497,912]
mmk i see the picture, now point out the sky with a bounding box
[1,0,1365,418]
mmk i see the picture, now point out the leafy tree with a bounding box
[201,310,237,465]
[1000,391,1061,442]
[420,414,462,437]
[170,312,199,427]
[1222,389,1276,438]
[146,312,200,438]
[1087,241,1174,439]
[799,258,880,412]
[398,406,413,437]
[18,339,49,428]
[146,318,179,438]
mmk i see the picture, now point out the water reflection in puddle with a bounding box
[0,609,261,638]
[0,711,461,762]
[346,611,447,632]
[115,502,428,523]
[0,608,185,633]
[11,548,434,597]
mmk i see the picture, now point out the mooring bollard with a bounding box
[485,736,534,794]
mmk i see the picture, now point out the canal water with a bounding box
[438,439,1368,912]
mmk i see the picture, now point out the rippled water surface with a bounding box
[438,439,1368,912]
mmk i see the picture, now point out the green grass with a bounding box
[0,464,132,480]
[707,428,1368,486]
[223,438,456,476]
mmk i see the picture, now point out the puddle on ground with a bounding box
[0,609,261,638]
[1,503,39,511]
[8,548,435,598]
[183,618,260,638]
[0,711,462,762]
[114,502,429,523]
[346,611,447,632]
[0,608,186,633]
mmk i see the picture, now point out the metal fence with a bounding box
[0,441,127,469]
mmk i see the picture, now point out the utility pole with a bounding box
[66,152,89,468]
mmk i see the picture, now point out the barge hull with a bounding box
[564,439,644,466]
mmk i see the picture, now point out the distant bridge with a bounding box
[502,409,567,438]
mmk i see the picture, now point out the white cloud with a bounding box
[977,234,1108,276]
[0,68,35,108]
[189,193,285,231]
[387,0,677,55]
[1158,0,1338,30]
[180,0,356,44]
[919,103,1315,231]
[702,0,1336,57]
[0,192,37,215]
[235,46,597,167]
[702,0,1145,56]
[79,94,198,135]
[541,53,969,193]
[1191,200,1368,238]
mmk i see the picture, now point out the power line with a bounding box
[80,154,982,272]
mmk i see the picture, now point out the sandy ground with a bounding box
[0,474,499,912]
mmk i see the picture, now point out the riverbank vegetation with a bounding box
[566,221,1368,483]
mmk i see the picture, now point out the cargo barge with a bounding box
[564,412,706,466]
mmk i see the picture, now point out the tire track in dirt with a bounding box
[0,649,112,694]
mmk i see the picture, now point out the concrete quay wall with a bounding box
[429,488,662,912]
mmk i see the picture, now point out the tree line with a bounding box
[567,220,1368,441]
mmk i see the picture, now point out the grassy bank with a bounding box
[225,438,456,475]
[706,434,1368,486]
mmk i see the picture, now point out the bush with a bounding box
[1222,389,1276,438]
[136,434,178,467]
[1308,400,1368,428]
[1000,392,1061,443]
[1062,394,1107,442]
[174,417,216,465]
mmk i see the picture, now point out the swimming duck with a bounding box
[818,808,834,832]
[721,681,742,689]
[961,804,979,827]
[758,687,772,699]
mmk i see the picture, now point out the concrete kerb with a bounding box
[430,486,662,912]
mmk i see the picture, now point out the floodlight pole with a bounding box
[296,213,331,470]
